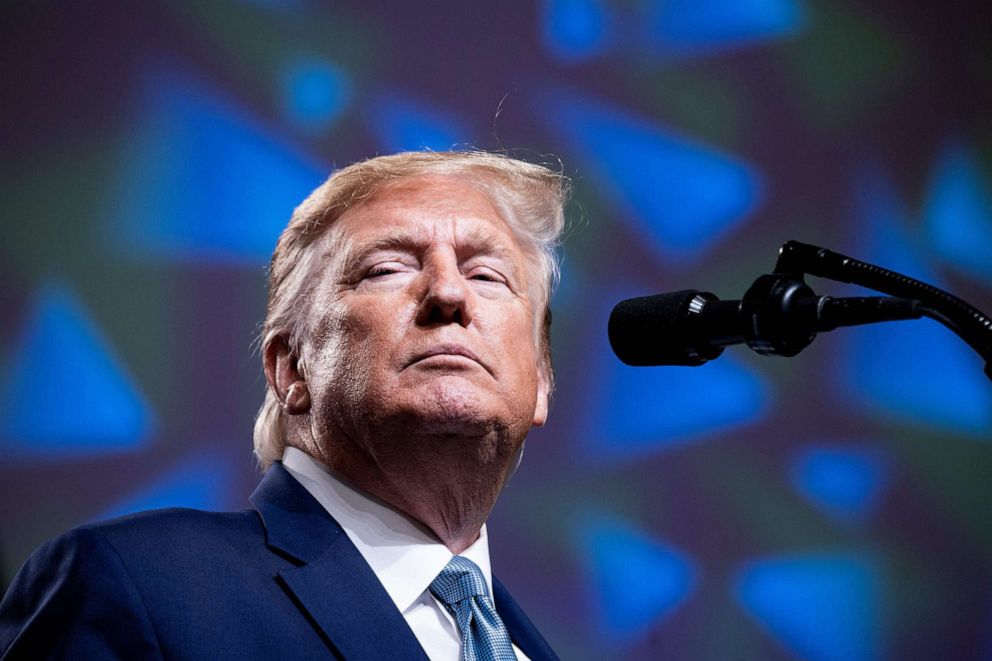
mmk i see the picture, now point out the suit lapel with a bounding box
[251,464,429,660]
[494,576,560,661]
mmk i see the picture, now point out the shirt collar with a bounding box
[281,447,494,614]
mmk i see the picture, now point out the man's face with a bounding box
[300,174,549,466]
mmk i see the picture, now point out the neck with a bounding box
[287,423,519,555]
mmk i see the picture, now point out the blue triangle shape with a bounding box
[585,304,771,460]
[924,139,992,285]
[367,91,471,153]
[541,89,764,264]
[790,444,889,523]
[0,283,154,458]
[112,67,329,264]
[576,513,697,642]
[838,164,992,436]
[643,0,807,56]
[735,550,883,661]
[95,450,234,521]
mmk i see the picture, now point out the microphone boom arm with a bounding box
[775,241,992,381]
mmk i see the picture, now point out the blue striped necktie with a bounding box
[429,556,517,661]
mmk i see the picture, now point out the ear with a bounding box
[532,366,550,427]
[263,335,311,415]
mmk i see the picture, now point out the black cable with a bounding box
[918,305,964,339]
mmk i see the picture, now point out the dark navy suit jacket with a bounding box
[0,463,558,660]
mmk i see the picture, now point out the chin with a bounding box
[398,379,503,433]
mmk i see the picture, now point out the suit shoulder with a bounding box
[85,507,260,538]
[0,521,165,658]
[8,507,276,618]
[74,507,264,558]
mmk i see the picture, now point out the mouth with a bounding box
[408,344,492,375]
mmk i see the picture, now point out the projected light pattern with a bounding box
[367,92,471,153]
[736,551,883,661]
[541,89,764,263]
[96,451,236,521]
[0,284,154,457]
[1,1,990,659]
[576,513,697,643]
[643,0,807,55]
[590,350,770,460]
[924,140,992,284]
[844,316,992,435]
[112,68,328,264]
[840,166,992,435]
[280,55,351,131]
[790,445,889,523]
[541,0,611,63]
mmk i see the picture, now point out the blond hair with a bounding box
[253,151,570,469]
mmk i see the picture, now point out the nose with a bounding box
[415,254,474,328]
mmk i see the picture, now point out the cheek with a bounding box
[325,296,414,385]
[499,314,542,387]
[306,306,374,390]
[355,297,416,362]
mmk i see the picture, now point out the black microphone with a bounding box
[608,274,924,367]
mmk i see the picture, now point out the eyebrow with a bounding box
[340,235,419,276]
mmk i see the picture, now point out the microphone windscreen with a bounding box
[608,290,706,366]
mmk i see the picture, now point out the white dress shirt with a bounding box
[282,447,529,661]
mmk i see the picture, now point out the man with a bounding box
[0,151,568,659]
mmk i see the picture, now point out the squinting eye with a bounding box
[366,267,397,278]
[469,271,505,284]
[364,264,409,280]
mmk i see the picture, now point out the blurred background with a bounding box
[2,1,991,659]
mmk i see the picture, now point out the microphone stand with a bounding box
[763,241,992,382]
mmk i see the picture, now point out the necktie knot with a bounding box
[430,555,489,605]
[430,556,517,661]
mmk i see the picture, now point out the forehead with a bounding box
[325,174,525,257]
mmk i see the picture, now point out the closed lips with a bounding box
[409,345,491,374]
